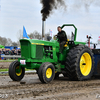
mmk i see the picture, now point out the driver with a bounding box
[55,26,67,53]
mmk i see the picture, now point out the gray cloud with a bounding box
[0,0,100,43]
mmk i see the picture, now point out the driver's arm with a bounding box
[55,34,58,36]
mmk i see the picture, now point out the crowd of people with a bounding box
[0,48,21,55]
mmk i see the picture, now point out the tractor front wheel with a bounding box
[38,62,55,83]
[9,61,25,81]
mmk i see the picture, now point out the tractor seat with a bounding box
[64,40,75,47]
[64,39,69,47]
[68,41,75,45]
[64,42,68,47]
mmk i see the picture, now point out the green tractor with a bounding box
[9,24,94,83]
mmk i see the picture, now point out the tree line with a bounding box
[0,30,73,47]
[0,36,17,46]
[0,30,50,47]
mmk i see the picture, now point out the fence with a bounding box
[0,55,21,60]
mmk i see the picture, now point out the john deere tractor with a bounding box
[9,24,94,83]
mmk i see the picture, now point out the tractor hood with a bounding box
[20,39,59,47]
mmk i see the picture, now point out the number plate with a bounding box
[20,60,26,65]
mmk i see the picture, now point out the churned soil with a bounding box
[0,74,100,100]
[0,62,11,69]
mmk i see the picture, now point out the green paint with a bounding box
[61,24,77,41]
[18,24,86,73]
[74,41,86,45]
[0,45,4,49]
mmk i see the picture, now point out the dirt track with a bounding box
[0,62,100,100]
[0,74,100,100]
[0,62,11,69]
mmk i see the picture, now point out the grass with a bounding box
[0,69,8,72]
[0,60,35,73]
[0,68,34,72]
[0,59,16,62]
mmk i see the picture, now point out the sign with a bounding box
[20,60,26,65]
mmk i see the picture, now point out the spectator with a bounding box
[5,49,10,55]
[0,48,21,55]
[14,49,17,55]
[18,49,21,55]
[0,49,2,54]
[71,32,74,41]
[2,49,5,54]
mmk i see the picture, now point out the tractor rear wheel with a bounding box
[38,62,55,83]
[9,61,25,81]
[65,45,94,81]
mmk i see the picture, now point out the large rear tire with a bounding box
[65,45,94,81]
[9,61,25,81]
[38,62,55,83]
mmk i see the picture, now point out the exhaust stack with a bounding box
[42,21,45,40]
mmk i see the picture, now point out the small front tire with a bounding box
[9,61,25,81]
[38,62,55,83]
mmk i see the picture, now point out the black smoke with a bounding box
[40,0,66,21]
[40,0,100,21]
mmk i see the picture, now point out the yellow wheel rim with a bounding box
[80,53,92,76]
[16,66,22,76]
[46,68,52,78]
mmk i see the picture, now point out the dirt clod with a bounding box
[0,74,100,100]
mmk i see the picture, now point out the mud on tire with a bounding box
[9,61,25,81]
[38,62,55,83]
[65,45,94,81]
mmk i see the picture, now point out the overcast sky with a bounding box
[0,0,100,43]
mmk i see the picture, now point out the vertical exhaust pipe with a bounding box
[42,21,45,40]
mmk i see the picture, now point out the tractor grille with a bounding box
[21,41,30,58]
[36,45,43,59]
